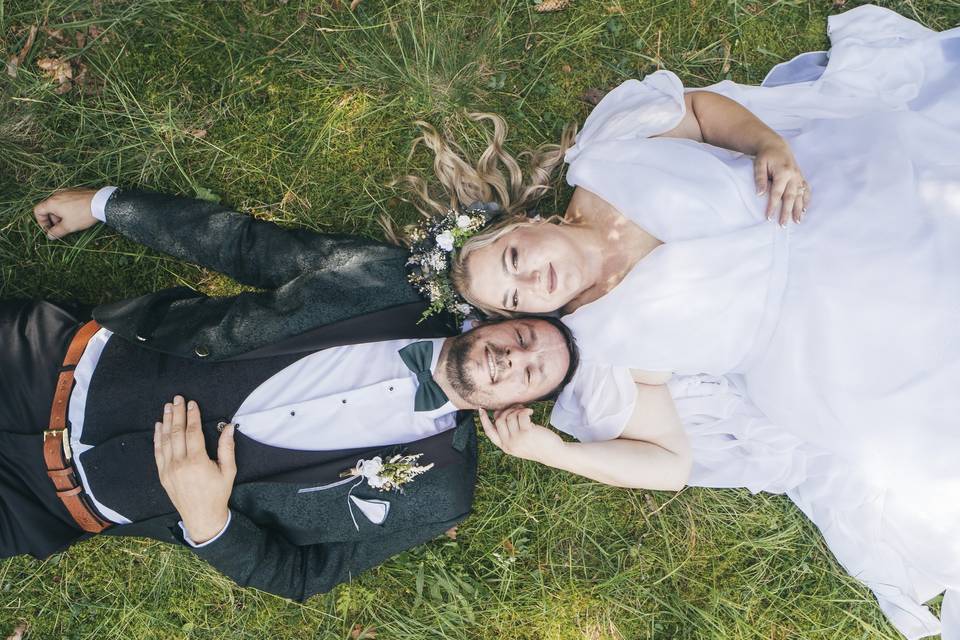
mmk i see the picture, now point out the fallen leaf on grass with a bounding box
[502,539,517,556]
[7,25,39,77]
[5,623,28,640]
[43,27,66,43]
[37,56,73,93]
[534,0,571,13]
[350,624,377,639]
[832,0,846,7]
[581,87,608,106]
[444,526,458,540]
[188,129,208,138]
[721,39,731,75]
[349,0,363,9]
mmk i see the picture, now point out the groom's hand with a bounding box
[154,396,236,544]
[478,405,563,463]
[33,188,100,240]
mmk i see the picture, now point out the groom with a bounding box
[0,188,579,601]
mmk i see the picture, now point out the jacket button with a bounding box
[194,345,210,358]
[136,334,149,342]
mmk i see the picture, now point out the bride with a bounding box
[392,5,960,639]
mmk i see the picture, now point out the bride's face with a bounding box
[464,223,587,314]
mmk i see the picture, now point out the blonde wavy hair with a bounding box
[386,112,577,316]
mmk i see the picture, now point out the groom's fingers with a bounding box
[184,400,206,457]
[169,397,187,459]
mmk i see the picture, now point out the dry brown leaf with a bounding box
[6,56,18,78]
[5,622,28,640]
[721,39,731,75]
[605,2,624,14]
[350,624,377,639]
[561,64,572,73]
[502,539,516,556]
[581,87,608,106]
[88,25,103,39]
[349,0,363,9]
[832,0,846,7]
[189,129,208,138]
[18,25,39,64]
[75,30,86,48]
[444,526,458,540]
[43,27,66,42]
[534,0,571,13]
[37,56,73,93]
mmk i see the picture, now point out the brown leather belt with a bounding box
[43,320,112,533]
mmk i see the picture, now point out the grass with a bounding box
[1,0,958,638]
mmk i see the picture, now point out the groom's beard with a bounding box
[445,333,510,408]
[445,332,479,401]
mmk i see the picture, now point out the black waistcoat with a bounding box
[76,303,459,522]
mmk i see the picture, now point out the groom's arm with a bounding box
[188,509,464,601]
[33,187,406,290]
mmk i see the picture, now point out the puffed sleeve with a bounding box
[550,362,637,442]
[565,70,687,165]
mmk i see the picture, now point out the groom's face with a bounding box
[445,318,572,410]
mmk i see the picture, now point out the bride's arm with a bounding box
[661,90,811,225]
[478,382,692,491]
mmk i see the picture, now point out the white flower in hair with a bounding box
[436,230,455,252]
[456,215,473,229]
[456,303,472,316]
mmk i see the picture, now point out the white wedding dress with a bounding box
[549,6,960,639]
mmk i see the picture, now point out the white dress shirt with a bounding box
[74,188,458,543]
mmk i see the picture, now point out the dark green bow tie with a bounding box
[398,341,450,412]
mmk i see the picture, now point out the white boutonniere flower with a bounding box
[340,454,435,493]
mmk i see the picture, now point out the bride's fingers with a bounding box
[792,190,805,223]
[780,185,799,227]
[765,174,790,221]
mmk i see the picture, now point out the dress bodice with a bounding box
[561,73,790,376]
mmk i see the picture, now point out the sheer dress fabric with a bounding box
[551,6,960,638]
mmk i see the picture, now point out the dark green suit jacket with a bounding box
[86,189,475,601]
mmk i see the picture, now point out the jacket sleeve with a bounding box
[101,188,406,290]
[188,509,466,601]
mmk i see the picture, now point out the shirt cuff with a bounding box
[179,511,232,548]
[90,186,118,223]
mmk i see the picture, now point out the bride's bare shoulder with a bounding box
[630,369,673,385]
[565,186,617,223]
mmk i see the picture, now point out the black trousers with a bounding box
[0,299,91,558]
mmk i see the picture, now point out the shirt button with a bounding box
[388,386,394,391]
[290,411,296,416]
[341,399,347,404]
[194,344,210,358]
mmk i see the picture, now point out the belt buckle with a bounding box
[43,428,73,461]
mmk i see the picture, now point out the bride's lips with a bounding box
[547,263,557,295]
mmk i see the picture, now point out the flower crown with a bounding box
[406,201,502,320]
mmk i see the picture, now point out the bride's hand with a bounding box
[478,405,563,462]
[754,139,811,226]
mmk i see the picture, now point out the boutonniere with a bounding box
[340,454,435,493]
